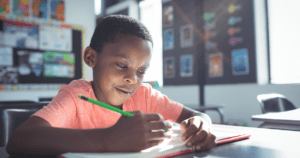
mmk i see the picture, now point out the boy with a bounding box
[6,15,216,155]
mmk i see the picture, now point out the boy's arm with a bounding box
[6,111,173,155]
[6,116,107,155]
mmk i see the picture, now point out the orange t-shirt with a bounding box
[32,79,183,129]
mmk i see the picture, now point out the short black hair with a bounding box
[90,15,153,53]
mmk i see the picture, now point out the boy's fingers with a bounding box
[180,117,201,134]
[144,113,163,122]
[180,119,189,133]
[190,117,202,129]
[181,123,199,141]
[148,130,172,140]
[193,133,216,151]
[186,130,208,146]
[129,110,143,114]
[148,121,172,130]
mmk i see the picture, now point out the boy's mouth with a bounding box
[115,87,132,95]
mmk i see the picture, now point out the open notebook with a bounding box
[60,125,250,158]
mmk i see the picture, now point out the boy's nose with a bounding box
[124,71,138,84]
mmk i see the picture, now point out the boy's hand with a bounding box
[103,111,172,152]
[180,116,216,151]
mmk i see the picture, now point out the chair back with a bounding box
[3,109,39,146]
[281,98,297,111]
[257,93,296,114]
[0,102,46,147]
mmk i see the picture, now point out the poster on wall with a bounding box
[0,47,18,84]
[4,21,39,49]
[163,28,174,50]
[50,0,65,22]
[17,50,44,78]
[43,51,75,78]
[180,54,193,77]
[180,24,193,48]
[0,67,18,84]
[232,48,249,75]
[0,0,10,14]
[209,52,223,78]
[202,0,257,84]
[17,50,31,75]
[163,5,173,28]
[229,36,243,46]
[39,25,72,51]
[0,33,4,45]
[164,56,175,78]
[203,12,216,28]
[12,0,30,17]
[33,0,49,22]
[29,52,44,77]
[0,46,13,67]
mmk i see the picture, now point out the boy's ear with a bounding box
[83,46,97,68]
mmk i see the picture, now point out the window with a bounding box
[139,0,163,86]
[95,0,102,15]
[268,0,300,84]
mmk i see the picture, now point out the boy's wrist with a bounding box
[85,127,111,152]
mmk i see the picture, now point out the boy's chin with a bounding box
[110,103,123,109]
[109,99,125,107]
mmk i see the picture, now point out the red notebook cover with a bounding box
[156,134,251,158]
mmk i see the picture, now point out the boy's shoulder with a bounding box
[137,83,152,91]
[131,83,155,98]
[60,79,92,95]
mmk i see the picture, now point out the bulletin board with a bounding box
[162,0,203,86]
[0,0,84,91]
[203,0,257,85]
[162,0,257,86]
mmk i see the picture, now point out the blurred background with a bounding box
[0,0,300,128]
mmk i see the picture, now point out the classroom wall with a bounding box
[0,0,95,102]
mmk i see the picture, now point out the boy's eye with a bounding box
[117,63,127,68]
[138,70,145,75]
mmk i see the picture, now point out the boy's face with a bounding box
[88,35,152,107]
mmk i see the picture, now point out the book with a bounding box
[60,125,250,158]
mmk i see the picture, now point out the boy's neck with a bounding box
[90,80,123,110]
[116,104,123,110]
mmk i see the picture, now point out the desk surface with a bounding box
[1,124,300,158]
[182,124,300,158]
[252,108,300,125]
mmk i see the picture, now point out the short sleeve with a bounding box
[144,84,183,123]
[32,89,77,128]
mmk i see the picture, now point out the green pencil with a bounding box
[78,94,134,117]
[78,94,167,132]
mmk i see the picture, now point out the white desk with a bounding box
[177,124,300,158]
[252,108,300,131]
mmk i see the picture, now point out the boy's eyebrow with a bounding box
[114,54,131,61]
[143,63,150,68]
[114,54,150,68]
